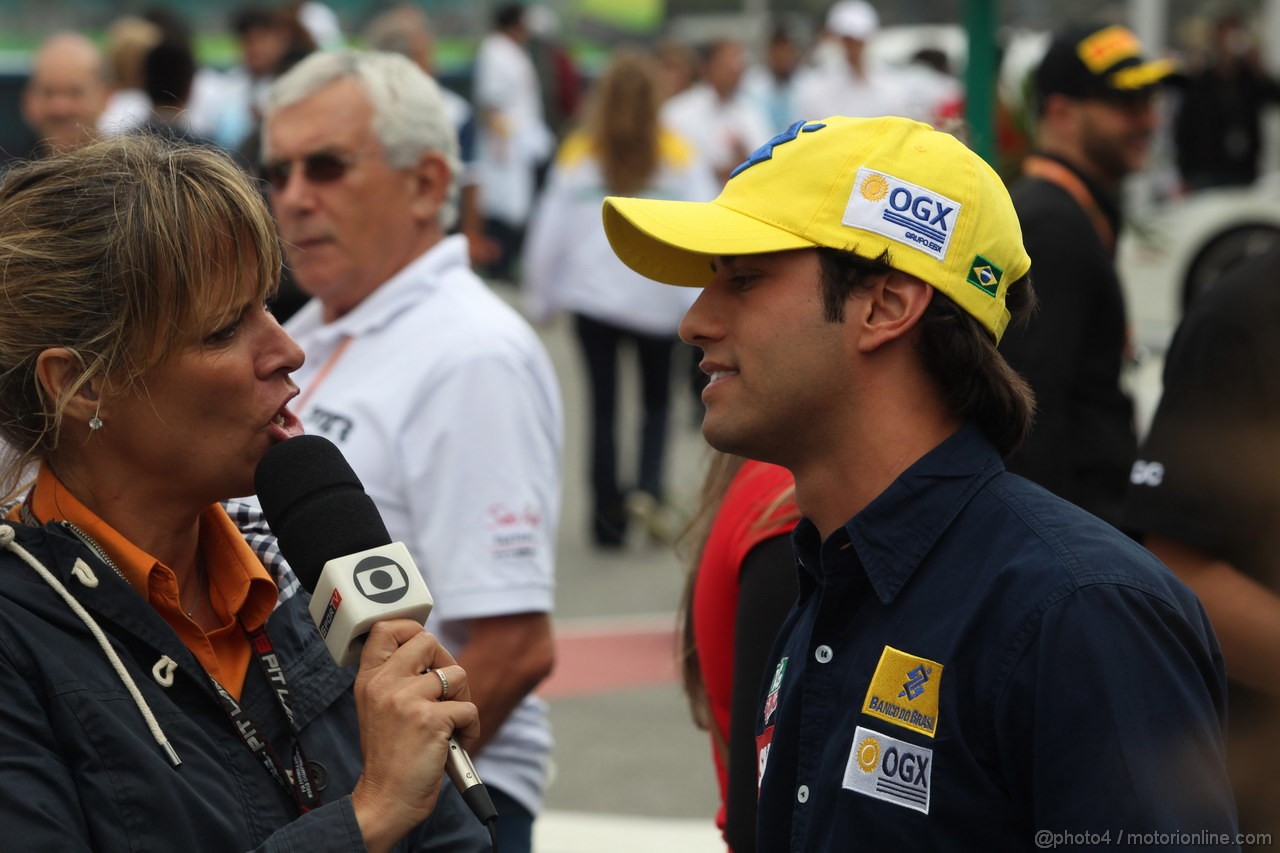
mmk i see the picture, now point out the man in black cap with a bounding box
[1000,23,1176,529]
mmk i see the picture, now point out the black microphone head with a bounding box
[254,435,392,593]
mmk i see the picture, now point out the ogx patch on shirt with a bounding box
[861,646,944,737]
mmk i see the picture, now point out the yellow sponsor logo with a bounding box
[1077,25,1141,74]
[855,736,880,773]
[861,646,944,738]
[860,173,889,202]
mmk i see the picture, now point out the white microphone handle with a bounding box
[304,542,498,825]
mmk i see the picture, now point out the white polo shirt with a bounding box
[283,235,563,814]
[660,83,773,176]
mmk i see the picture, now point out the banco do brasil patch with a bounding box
[861,645,944,737]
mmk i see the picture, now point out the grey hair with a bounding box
[264,49,461,230]
[363,6,431,58]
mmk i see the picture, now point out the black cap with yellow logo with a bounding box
[1035,23,1179,106]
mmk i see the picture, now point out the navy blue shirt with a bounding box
[755,425,1238,852]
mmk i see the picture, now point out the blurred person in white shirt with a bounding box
[98,17,162,136]
[794,0,900,120]
[742,25,806,132]
[474,4,553,281]
[523,48,716,547]
[662,39,772,187]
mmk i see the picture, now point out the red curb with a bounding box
[539,626,678,699]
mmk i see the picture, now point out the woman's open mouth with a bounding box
[267,405,304,441]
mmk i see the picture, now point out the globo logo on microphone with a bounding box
[306,541,434,667]
[352,555,410,603]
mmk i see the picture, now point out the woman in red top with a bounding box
[680,454,799,852]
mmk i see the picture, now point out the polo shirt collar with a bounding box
[288,234,470,344]
[794,424,1004,604]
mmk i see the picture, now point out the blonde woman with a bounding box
[523,47,716,547]
[0,135,485,852]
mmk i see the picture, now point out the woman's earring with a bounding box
[88,403,103,432]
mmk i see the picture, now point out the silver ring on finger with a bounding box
[430,667,450,700]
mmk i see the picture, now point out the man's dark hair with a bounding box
[911,47,951,75]
[143,8,193,48]
[232,6,285,37]
[143,41,196,108]
[698,38,738,65]
[768,24,795,47]
[494,5,524,31]
[816,247,1037,457]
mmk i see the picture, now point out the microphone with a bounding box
[254,435,498,830]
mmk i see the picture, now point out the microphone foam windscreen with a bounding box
[254,435,392,592]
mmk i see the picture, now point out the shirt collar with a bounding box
[25,463,277,631]
[287,234,471,344]
[794,424,1004,604]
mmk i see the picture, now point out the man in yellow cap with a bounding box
[603,116,1238,849]
[1000,23,1177,530]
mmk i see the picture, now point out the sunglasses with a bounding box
[259,151,362,192]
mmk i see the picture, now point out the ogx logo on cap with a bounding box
[841,167,961,262]
[602,115,1031,342]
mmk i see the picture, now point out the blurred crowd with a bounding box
[14,2,1278,268]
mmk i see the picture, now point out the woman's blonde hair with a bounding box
[0,134,281,497]
[583,47,664,197]
[104,17,163,89]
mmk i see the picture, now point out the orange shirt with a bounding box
[21,464,277,700]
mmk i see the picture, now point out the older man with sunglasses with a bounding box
[260,51,563,853]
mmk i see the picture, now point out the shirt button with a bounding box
[305,759,328,792]
[797,785,810,803]
[815,645,834,664]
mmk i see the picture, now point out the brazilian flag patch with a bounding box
[966,255,1003,297]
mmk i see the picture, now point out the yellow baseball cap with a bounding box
[602,115,1031,342]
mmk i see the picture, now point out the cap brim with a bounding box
[1109,57,1178,90]
[603,196,817,287]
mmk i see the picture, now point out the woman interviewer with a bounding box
[0,134,486,851]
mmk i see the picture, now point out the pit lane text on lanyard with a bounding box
[210,623,322,813]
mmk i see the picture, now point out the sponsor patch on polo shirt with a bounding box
[763,656,788,726]
[841,168,961,262]
[843,725,933,814]
[861,646,943,737]
[756,724,775,790]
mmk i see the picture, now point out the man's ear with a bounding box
[408,151,452,225]
[34,348,100,424]
[1039,93,1080,139]
[855,272,934,353]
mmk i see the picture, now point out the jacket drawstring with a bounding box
[152,656,178,688]
[0,524,182,767]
